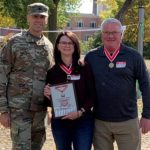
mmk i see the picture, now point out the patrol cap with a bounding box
[27,3,49,16]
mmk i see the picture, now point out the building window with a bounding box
[85,35,91,41]
[67,22,71,27]
[77,21,84,28]
[90,22,96,28]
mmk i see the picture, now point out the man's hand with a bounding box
[0,112,10,128]
[140,117,150,134]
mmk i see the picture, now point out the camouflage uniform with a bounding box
[0,30,53,149]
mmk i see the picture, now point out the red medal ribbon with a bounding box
[60,64,73,75]
[104,46,120,62]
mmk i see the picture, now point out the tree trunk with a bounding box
[48,0,60,44]
[115,0,135,23]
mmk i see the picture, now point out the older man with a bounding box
[0,3,53,150]
[85,18,150,150]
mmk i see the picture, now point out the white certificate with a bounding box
[50,82,78,118]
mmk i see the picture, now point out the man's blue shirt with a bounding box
[85,44,150,122]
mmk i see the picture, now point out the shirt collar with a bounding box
[98,44,126,56]
[25,30,46,45]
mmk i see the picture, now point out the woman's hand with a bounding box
[44,84,51,99]
[62,111,82,120]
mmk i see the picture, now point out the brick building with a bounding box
[64,13,101,41]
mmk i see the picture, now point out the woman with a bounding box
[44,31,96,150]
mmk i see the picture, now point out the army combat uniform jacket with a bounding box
[0,31,53,113]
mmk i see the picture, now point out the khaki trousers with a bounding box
[93,118,141,150]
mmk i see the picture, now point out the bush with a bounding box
[0,33,13,50]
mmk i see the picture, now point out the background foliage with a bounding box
[0,0,150,58]
[0,0,80,43]
[82,0,150,58]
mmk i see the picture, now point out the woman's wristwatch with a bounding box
[80,108,86,114]
[77,108,86,118]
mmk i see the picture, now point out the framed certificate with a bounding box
[50,82,78,118]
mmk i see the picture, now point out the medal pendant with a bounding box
[109,62,114,68]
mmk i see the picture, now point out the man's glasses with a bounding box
[59,41,74,46]
[102,31,121,36]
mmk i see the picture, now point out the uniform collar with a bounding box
[25,30,46,45]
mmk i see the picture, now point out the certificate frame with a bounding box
[50,82,78,118]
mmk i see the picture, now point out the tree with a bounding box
[91,0,150,58]
[0,0,80,43]
[47,0,80,43]
[96,0,135,23]
[115,0,135,23]
[80,37,95,54]
[0,15,15,27]
[96,0,118,18]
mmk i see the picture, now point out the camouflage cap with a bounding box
[27,3,49,16]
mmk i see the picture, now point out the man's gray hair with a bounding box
[101,18,124,33]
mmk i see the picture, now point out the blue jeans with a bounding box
[51,112,94,150]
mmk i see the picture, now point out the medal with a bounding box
[104,46,120,69]
[109,62,114,68]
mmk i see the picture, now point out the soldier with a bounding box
[0,2,53,150]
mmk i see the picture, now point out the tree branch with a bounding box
[115,0,135,23]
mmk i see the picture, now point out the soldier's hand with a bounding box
[0,112,10,128]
